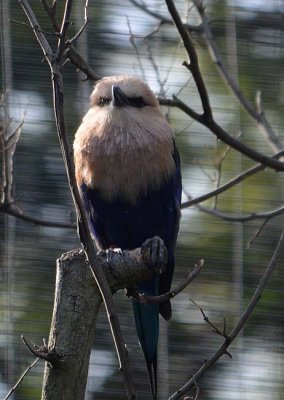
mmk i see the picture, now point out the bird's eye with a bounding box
[129,96,147,108]
[99,97,111,106]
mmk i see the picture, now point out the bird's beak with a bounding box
[111,85,129,107]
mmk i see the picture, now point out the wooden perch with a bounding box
[41,237,167,400]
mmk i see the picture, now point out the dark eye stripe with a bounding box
[128,96,147,108]
[98,96,147,108]
[99,97,111,106]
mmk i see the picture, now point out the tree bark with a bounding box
[41,238,167,400]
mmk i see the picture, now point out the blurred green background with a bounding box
[1,1,284,399]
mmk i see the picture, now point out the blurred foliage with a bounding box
[0,0,284,399]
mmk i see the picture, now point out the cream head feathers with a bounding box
[73,75,175,203]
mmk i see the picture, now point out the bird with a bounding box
[73,75,181,399]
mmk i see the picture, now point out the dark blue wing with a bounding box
[80,139,181,399]
[80,139,181,254]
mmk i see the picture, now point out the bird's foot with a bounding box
[141,236,168,275]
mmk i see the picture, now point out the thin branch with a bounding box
[19,0,54,65]
[1,109,25,207]
[248,218,270,248]
[0,203,75,229]
[157,0,284,171]
[159,96,203,123]
[3,357,40,400]
[10,18,58,36]
[126,16,147,82]
[65,45,101,81]
[191,201,284,223]
[19,1,136,398]
[41,0,58,32]
[163,95,284,171]
[21,336,62,364]
[128,0,202,32]
[133,0,284,167]
[169,229,284,399]
[56,0,72,60]
[0,94,75,229]
[192,0,283,153]
[67,0,90,46]
[42,0,100,81]
[213,142,233,209]
[128,259,204,305]
[181,149,284,208]
[165,0,213,120]
[190,299,230,340]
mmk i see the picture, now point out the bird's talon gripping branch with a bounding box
[141,236,168,272]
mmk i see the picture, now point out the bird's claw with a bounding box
[141,236,168,274]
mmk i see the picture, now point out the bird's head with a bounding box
[74,75,175,201]
[90,75,160,110]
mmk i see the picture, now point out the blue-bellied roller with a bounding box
[73,75,181,399]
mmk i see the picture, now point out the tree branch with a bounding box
[40,240,166,400]
[0,203,75,229]
[0,106,24,207]
[192,0,283,153]
[160,0,284,171]
[3,357,40,400]
[186,197,284,223]
[19,1,136,398]
[169,229,284,399]
[164,0,212,121]
[41,0,101,81]
[134,0,283,155]
[0,93,75,229]
[128,258,204,305]
[170,92,284,172]
[181,149,284,208]
[128,0,203,33]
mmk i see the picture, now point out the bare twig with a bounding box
[193,384,200,400]
[190,299,230,345]
[56,0,73,60]
[128,259,204,305]
[42,0,101,81]
[133,0,283,154]
[169,229,284,399]
[21,335,61,364]
[192,0,283,153]
[0,118,24,207]
[0,203,75,228]
[65,45,101,81]
[128,0,202,33]
[165,0,212,120]
[9,18,58,36]
[213,142,233,209]
[190,200,284,223]
[3,357,40,400]
[126,16,147,82]
[142,0,284,171]
[19,1,136,398]
[181,149,284,208]
[41,0,58,32]
[0,94,75,229]
[248,218,270,248]
[67,0,90,46]
[165,93,284,172]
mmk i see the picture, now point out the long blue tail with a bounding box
[132,279,159,399]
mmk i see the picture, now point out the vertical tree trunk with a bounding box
[41,239,167,399]
[41,250,102,400]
